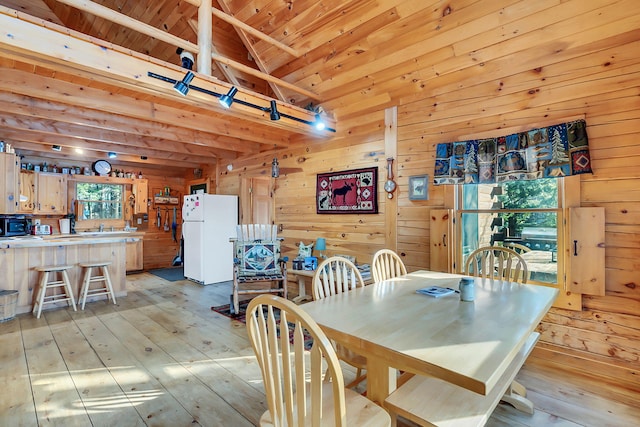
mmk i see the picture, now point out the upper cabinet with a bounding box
[19,171,68,214]
[0,153,18,214]
[133,179,148,214]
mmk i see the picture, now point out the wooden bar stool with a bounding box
[78,261,116,310]
[32,265,77,319]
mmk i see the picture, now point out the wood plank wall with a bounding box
[217,9,640,393]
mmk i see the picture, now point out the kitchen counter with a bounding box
[0,234,136,314]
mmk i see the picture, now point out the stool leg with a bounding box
[80,266,91,310]
[102,265,116,305]
[61,269,77,311]
[34,271,49,319]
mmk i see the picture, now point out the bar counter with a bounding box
[0,233,141,315]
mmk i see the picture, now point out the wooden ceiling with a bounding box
[0,1,633,172]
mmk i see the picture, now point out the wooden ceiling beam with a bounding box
[215,0,289,104]
[29,2,319,103]
[0,66,284,147]
[187,18,241,87]
[0,111,225,160]
[1,131,209,169]
[0,90,257,155]
[0,8,333,133]
[209,6,299,58]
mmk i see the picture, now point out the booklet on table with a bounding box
[416,286,458,298]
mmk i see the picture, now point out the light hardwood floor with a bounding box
[1,273,638,426]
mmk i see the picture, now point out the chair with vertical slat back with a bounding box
[246,295,391,427]
[371,249,407,283]
[230,224,287,314]
[312,256,368,388]
[464,245,533,413]
[464,246,530,284]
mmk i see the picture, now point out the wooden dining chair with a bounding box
[246,295,391,427]
[464,246,530,283]
[312,256,367,388]
[371,249,407,283]
[464,245,532,414]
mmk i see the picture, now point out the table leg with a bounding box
[292,275,313,304]
[366,357,397,405]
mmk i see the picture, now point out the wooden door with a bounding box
[36,173,67,214]
[133,179,148,214]
[18,171,36,213]
[430,209,455,273]
[241,177,273,225]
[568,207,605,296]
[0,153,18,214]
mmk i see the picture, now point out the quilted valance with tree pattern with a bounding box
[433,119,592,185]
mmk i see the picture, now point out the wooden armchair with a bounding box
[246,295,390,427]
[371,249,407,282]
[230,224,287,314]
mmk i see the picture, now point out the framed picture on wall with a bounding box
[189,182,207,194]
[409,175,429,200]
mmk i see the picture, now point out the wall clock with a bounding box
[92,159,112,176]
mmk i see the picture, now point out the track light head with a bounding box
[270,100,281,121]
[51,145,61,151]
[313,113,326,131]
[173,71,194,96]
[108,152,117,159]
[219,87,237,109]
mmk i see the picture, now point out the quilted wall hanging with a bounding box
[316,167,378,214]
[433,119,592,185]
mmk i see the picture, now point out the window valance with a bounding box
[433,119,592,185]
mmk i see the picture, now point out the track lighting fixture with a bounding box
[173,71,194,96]
[219,87,237,109]
[147,72,335,132]
[108,152,117,158]
[313,113,326,131]
[270,100,280,121]
[51,145,61,151]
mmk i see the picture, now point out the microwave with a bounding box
[0,217,30,237]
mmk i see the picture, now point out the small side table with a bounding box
[289,269,316,304]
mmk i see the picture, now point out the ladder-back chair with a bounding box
[230,224,287,314]
[246,295,391,427]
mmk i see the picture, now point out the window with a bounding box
[76,182,124,221]
[458,178,561,284]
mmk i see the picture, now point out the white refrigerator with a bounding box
[182,194,238,285]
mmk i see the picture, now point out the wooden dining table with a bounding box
[300,270,559,404]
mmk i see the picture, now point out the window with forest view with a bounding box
[76,183,123,220]
[458,178,560,284]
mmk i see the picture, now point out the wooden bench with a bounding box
[384,332,539,427]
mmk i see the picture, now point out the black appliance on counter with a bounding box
[0,216,31,237]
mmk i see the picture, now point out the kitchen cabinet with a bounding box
[0,153,18,214]
[126,237,144,272]
[133,179,148,214]
[19,171,68,214]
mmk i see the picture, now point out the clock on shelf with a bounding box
[92,160,112,176]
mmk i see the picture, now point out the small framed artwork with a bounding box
[189,182,207,194]
[408,175,429,200]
